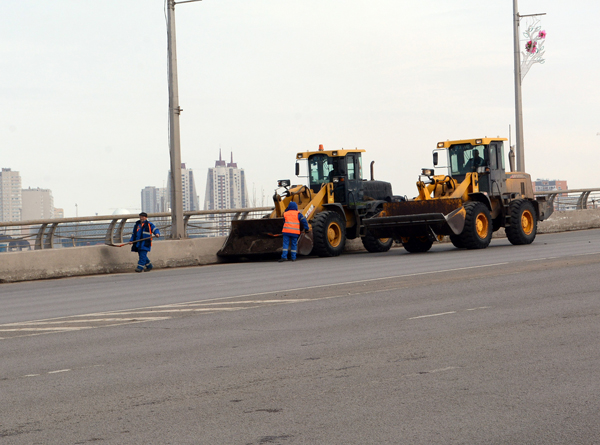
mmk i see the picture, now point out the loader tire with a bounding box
[457,201,492,249]
[449,234,465,249]
[506,200,537,245]
[361,233,393,253]
[311,211,346,257]
[401,236,433,253]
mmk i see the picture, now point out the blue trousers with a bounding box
[137,250,151,268]
[281,234,298,260]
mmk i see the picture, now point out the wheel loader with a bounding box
[362,137,554,253]
[217,145,402,259]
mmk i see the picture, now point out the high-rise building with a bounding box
[54,208,65,219]
[21,187,54,221]
[203,151,249,236]
[0,168,22,222]
[166,163,200,212]
[204,151,249,211]
[141,186,168,213]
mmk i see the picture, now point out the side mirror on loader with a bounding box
[295,162,300,176]
[433,152,438,166]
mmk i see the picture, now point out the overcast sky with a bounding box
[2,0,599,218]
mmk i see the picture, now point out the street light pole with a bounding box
[166,0,186,239]
[166,0,185,239]
[512,0,526,173]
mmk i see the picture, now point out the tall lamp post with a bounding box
[166,0,202,239]
[512,0,546,173]
[512,0,525,172]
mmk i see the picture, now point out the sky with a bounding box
[1,0,599,218]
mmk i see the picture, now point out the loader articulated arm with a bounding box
[416,173,479,202]
[272,183,334,221]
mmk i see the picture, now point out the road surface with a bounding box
[1,229,600,444]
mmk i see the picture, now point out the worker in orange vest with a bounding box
[279,201,309,262]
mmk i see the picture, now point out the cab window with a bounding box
[449,143,488,175]
[347,157,356,180]
[309,154,338,187]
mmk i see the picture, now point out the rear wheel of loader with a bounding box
[506,200,537,245]
[457,201,492,249]
[311,211,346,257]
[401,236,433,253]
[361,233,393,252]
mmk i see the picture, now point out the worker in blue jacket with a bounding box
[279,201,309,262]
[129,212,160,272]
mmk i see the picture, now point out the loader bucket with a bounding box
[363,198,464,239]
[217,218,314,259]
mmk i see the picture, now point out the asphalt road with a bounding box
[1,229,600,444]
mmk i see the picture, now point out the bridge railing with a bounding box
[534,188,600,212]
[0,207,273,253]
[1,188,600,253]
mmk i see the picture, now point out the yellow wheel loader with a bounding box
[217,145,402,259]
[362,137,554,253]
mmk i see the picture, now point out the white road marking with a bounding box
[186,299,312,305]
[19,364,105,379]
[409,311,457,320]
[105,308,239,315]
[1,317,170,326]
[466,306,490,311]
[0,327,92,332]
[428,366,460,373]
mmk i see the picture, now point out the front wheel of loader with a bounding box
[457,201,492,249]
[449,234,465,249]
[361,232,393,253]
[401,236,433,253]
[311,211,346,257]
[506,200,537,245]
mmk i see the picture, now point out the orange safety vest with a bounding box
[282,210,301,235]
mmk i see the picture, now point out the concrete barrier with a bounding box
[538,209,600,233]
[1,209,600,283]
[491,208,600,238]
[0,237,225,284]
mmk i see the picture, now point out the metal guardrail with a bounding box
[0,207,273,253]
[1,188,599,253]
[534,188,600,211]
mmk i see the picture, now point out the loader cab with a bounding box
[440,138,507,196]
[302,149,365,206]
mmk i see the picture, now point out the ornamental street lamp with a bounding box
[512,0,546,173]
